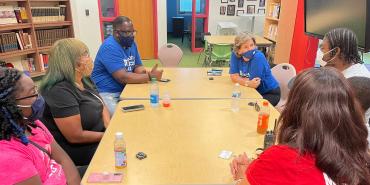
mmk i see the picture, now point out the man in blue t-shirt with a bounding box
[92,16,163,115]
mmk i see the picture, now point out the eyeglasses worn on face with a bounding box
[116,30,137,37]
[15,86,38,101]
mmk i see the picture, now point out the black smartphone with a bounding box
[160,78,170,82]
[121,104,145,112]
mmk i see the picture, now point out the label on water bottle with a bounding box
[150,94,159,104]
[232,92,241,98]
[115,151,127,167]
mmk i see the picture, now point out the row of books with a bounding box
[31,6,66,23]
[0,6,28,24]
[0,31,32,53]
[266,24,278,41]
[36,28,69,47]
[268,3,280,19]
[0,5,67,25]
[39,53,49,71]
[21,57,36,73]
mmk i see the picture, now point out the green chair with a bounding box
[209,44,232,67]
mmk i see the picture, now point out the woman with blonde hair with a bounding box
[229,32,280,106]
[40,38,110,167]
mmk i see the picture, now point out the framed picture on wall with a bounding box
[247,5,255,14]
[229,0,235,2]
[257,8,265,15]
[259,0,266,7]
[227,5,236,16]
[221,0,228,3]
[220,6,226,15]
[236,10,244,16]
[237,0,244,7]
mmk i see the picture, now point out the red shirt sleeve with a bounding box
[246,145,326,185]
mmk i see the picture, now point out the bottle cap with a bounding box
[263,101,269,106]
[151,77,157,82]
[115,132,123,139]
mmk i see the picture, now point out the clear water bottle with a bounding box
[150,78,159,107]
[162,91,171,108]
[231,83,241,112]
[114,132,127,169]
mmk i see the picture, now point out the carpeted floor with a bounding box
[143,34,205,68]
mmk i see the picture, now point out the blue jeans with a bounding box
[99,92,121,116]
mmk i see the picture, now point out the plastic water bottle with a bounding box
[150,78,159,107]
[114,132,127,169]
[257,101,270,134]
[231,83,241,112]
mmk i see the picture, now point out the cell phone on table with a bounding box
[159,78,170,82]
[87,172,123,183]
[121,104,145,112]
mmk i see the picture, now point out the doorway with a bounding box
[166,0,209,53]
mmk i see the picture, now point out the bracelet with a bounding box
[234,178,244,185]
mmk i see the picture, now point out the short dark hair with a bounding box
[347,76,370,111]
[325,28,362,65]
[112,16,132,30]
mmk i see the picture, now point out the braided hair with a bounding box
[0,68,29,144]
[325,28,362,65]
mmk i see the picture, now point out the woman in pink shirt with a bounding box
[0,68,80,185]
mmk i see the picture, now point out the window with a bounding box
[178,0,201,14]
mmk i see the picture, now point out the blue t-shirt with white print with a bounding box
[91,36,143,93]
[229,50,279,94]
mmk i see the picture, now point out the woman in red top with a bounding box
[230,67,370,185]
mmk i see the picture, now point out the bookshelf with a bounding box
[0,0,74,78]
[263,0,299,64]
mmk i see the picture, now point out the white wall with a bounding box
[208,1,266,36]
[157,0,167,51]
[70,0,102,60]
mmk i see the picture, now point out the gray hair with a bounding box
[233,32,256,57]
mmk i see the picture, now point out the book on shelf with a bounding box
[268,3,280,19]
[39,53,48,71]
[0,6,18,24]
[36,28,69,47]
[267,24,278,41]
[0,31,32,53]
[13,7,28,23]
[0,32,18,53]
[20,57,36,73]
[31,5,66,23]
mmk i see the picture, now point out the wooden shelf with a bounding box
[34,21,72,28]
[38,46,52,53]
[0,0,27,1]
[264,36,276,42]
[30,71,45,78]
[30,0,67,1]
[0,49,36,59]
[265,16,280,21]
[1,0,73,75]
[0,23,32,32]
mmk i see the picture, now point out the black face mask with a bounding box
[118,33,134,48]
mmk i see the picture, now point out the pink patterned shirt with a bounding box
[0,120,66,185]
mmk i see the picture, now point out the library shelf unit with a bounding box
[263,0,299,64]
[0,0,74,78]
